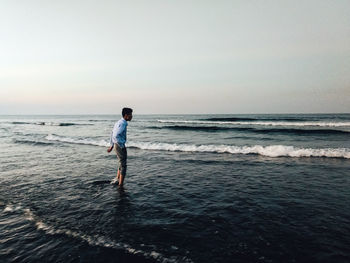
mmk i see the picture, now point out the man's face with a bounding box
[125,113,133,121]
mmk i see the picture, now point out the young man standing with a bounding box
[107,108,133,186]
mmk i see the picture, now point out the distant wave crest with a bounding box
[158,120,350,127]
[11,121,89,126]
[202,117,307,122]
[150,125,350,135]
[45,134,350,159]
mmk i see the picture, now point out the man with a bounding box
[107,107,133,186]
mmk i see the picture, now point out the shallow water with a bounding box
[1,114,350,262]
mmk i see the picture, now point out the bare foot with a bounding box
[110,177,118,184]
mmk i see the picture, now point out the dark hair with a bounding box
[122,107,133,117]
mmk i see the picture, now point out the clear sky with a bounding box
[1,0,349,114]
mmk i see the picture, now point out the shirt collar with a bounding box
[120,118,128,125]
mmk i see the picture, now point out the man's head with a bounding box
[122,107,133,121]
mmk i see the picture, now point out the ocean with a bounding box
[0,114,349,263]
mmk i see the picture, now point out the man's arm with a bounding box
[107,131,114,153]
[107,145,114,153]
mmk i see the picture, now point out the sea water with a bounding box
[0,114,349,262]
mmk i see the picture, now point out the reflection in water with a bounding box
[113,187,133,226]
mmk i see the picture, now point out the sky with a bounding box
[1,0,349,114]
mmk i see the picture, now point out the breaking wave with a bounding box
[127,142,350,159]
[45,134,350,159]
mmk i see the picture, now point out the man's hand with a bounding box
[107,146,113,153]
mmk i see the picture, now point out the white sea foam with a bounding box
[3,204,22,212]
[45,134,350,159]
[19,207,191,263]
[4,201,183,261]
[127,142,350,159]
[11,121,89,126]
[157,120,350,127]
[46,134,109,147]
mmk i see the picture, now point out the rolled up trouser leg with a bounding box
[115,143,127,176]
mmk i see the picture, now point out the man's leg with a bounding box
[118,163,126,186]
[118,147,127,187]
[111,144,121,184]
[118,173,125,186]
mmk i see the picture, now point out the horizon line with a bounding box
[0,112,349,116]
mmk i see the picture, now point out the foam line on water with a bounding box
[1,205,192,263]
[127,142,350,159]
[45,134,350,159]
[3,204,23,212]
[46,134,108,147]
[157,120,350,127]
[10,121,90,126]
